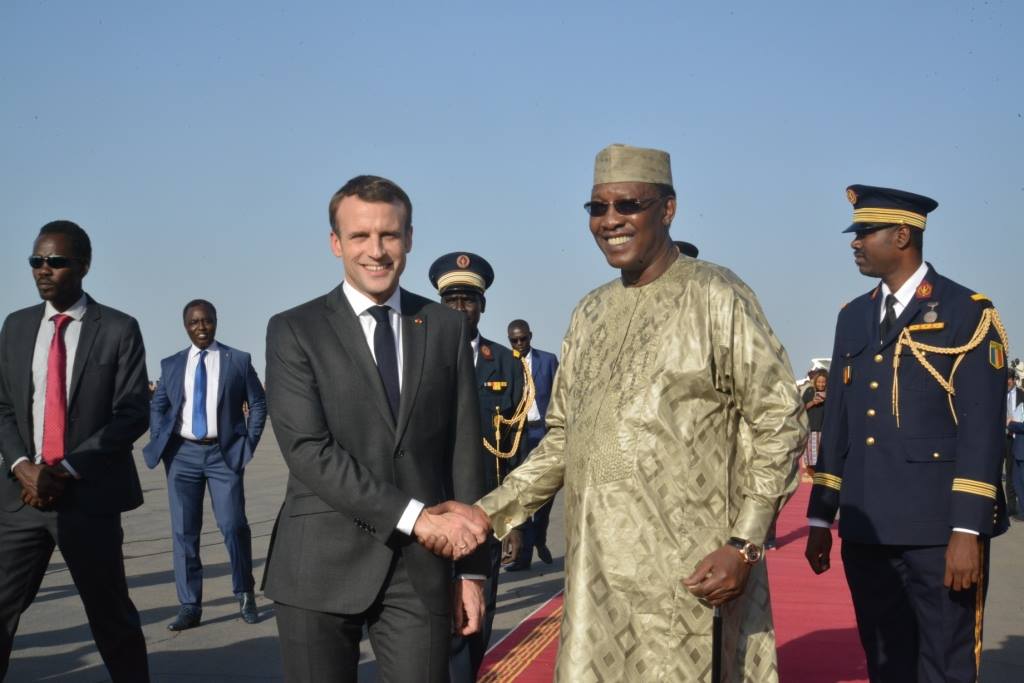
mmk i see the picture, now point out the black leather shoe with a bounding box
[536,545,553,565]
[239,591,258,624]
[167,606,201,631]
[505,561,532,572]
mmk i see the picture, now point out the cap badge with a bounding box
[915,281,933,299]
[456,254,470,269]
[846,188,858,205]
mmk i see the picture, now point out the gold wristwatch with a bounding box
[726,537,763,564]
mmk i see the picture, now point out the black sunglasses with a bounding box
[583,196,664,217]
[28,255,77,269]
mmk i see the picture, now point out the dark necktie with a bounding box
[42,314,72,465]
[368,306,400,420]
[192,349,209,438]
[880,294,898,338]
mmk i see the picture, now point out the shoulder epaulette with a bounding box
[971,293,990,302]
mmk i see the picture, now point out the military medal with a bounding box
[923,303,939,324]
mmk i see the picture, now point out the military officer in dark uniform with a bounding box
[805,185,1009,683]
[429,252,528,683]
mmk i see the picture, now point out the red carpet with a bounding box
[480,480,867,682]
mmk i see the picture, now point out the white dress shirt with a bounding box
[524,350,541,422]
[878,261,929,323]
[342,283,422,535]
[343,281,404,391]
[809,262,977,535]
[11,294,88,476]
[179,341,221,439]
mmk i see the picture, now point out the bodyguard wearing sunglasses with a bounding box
[0,221,151,681]
[470,144,806,681]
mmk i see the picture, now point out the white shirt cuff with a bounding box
[952,527,979,535]
[457,574,487,581]
[60,460,81,479]
[807,517,833,528]
[10,456,29,472]
[396,499,425,536]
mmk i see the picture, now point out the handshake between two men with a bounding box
[412,500,493,560]
[410,500,494,637]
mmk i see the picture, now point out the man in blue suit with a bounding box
[506,319,559,568]
[143,299,267,631]
[805,185,1008,682]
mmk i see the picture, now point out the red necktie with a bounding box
[42,314,72,466]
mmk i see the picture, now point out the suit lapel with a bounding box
[14,306,45,424]
[395,291,425,443]
[68,299,100,407]
[217,344,230,406]
[476,338,498,383]
[324,286,395,430]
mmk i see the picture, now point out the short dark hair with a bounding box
[328,175,413,234]
[38,220,92,264]
[183,299,217,321]
[507,319,531,332]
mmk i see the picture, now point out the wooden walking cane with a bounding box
[711,606,723,683]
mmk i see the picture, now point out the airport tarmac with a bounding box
[5,423,1022,681]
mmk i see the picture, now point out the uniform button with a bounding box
[869,381,879,390]
[866,437,876,446]
[866,409,876,417]
[396,450,405,458]
[874,354,884,363]
[932,452,941,459]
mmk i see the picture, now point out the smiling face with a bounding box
[184,303,217,350]
[31,233,88,310]
[331,195,413,303]
[814,374,828,392]
[589,181,677,286]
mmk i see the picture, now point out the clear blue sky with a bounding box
[2,1,1021,379]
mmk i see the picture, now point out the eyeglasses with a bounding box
[28,255,77,269]
[508,335,530,344]
[583,196,664,217]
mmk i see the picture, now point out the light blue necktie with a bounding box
[192,350,208,438]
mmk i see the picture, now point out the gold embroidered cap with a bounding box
[594,144,673,186]
[844,184,938,232]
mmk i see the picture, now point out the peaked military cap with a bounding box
[674,240,699,258]
[843,184,939,233]
[429,252,494,295]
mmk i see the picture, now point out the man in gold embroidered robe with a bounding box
[474,144,807,681]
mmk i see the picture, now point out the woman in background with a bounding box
[802,370,828,480]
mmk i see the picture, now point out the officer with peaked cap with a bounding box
[806,184,1009,682]
[429,251,527,683]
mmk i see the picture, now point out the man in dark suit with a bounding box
[428,252,528,681]
[143,299,267,631]
[0,221,150,682]
[263,175,490,683]
[1004,371,1023,515]
[806,185,1008,682]
[506,318,559,568]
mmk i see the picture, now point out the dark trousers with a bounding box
[450,539,501,682]
[842,540,989,683]
[518,425,554,565]
[275,554,449,683]
[0,504,149,682]
[166,438,254,607]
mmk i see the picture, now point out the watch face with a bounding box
[744,545,763,563]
